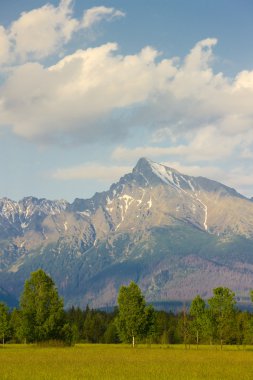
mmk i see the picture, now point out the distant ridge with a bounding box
[1,158,253,308]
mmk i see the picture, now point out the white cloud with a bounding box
[234,70,253,91]
[112,124,247,163]
[52,163,131,181]
[8,0,78,61]
[241,148,253,159]
[1,28,253,175]
[0,1,124,64]
[112,145,174,161]
[161,161,224,180]
[223,167,253,197]
[0,26,10,64]
[183,38,217,71]
[164,125,241,162]
[0,43,175,143]
[82,6,125,29]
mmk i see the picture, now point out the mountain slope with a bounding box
[1,158,253,308]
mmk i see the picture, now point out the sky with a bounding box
[1,0,253,202]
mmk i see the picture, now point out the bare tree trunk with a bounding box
[132,335,135,348]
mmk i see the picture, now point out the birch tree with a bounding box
[0,302,9,346]
[116,281,152,347]
[190,295,206,348]
[208,287,236,349]
[20,269,64,342]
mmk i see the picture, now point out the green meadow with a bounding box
[1,344,253,380]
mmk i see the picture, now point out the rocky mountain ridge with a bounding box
[1,158,253,308]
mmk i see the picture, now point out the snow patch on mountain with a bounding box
[147,197,152,209]
[149,161,187,195]
[196,197,208,231]
[150,162,174,185]
[187,180,195,192]
[119,195,134,213]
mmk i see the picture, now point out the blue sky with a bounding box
[0,0,253,201]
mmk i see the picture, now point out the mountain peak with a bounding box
[132,157,164,186]
[133,157,181,188]
[134,157,178,174]
[133,157,153,171]
[1,157,253,309]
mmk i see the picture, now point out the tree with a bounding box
[83,309,107,343]
[208,287,236,349]
[156,311,178,344]
[190,295,206,347]
[19,269,64,342]
[234,310,251,346]
[61,323,77,346]
[116,281,153,347]
[10,308,29,343]
[0,302,9,346]
[144,304,157,344]
[178,305,191,349]
[65,306,85,342]
[103,320,120,343]
[244,290,253,345]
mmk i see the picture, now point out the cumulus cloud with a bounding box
[3,0,78,61]
[221,166,253,197]
[112,145,174,161]
[52,163,131,181]
[82,6,125,29]
[0,26,10,64]
[0,1,124,63]
[1,4,253,190]
[161,161,224,179]
[0,43,175,143]
[112,123,253,163]
[234,70,253,91]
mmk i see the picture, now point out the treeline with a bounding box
[1,270,253,347]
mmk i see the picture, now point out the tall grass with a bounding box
[1,344,253,379]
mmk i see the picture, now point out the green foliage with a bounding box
[83,308,108,343]
[190,295,208,345]
[61,323,75,346]
[208,287,236,346]
[5,270,253,348]
[10,308,28,343]
[65,306,86,342]
[177,309,191,346]
[234,311,251,345]
[155,311,179,344]
[116,281,155,346]
[0,302,9,345]
[144,304,157,343]
[19,269,64,342]
[103,321,119,343]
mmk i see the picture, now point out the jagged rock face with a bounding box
[76,157,252,238]
[1,158,253,308]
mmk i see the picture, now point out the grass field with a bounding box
[1,344,253,380]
